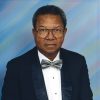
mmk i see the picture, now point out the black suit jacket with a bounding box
[1,47,93,100]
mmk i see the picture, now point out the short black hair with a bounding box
[32,5,67,28]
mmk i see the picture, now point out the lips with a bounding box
[45,44,56,47]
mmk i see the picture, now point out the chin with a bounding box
[44,48,58,54]
[38,46,59,54]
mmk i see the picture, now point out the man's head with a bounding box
[32,5,67,29]
[32,5,67,59]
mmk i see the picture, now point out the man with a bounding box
[1,5,93,100]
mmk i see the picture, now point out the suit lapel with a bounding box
[32,47,48,100]
[31,47,72,100]
[60,49,72,100]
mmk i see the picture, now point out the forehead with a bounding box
[36,14,63,28]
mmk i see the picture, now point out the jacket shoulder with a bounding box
[60,48,84,58]
[60,48,86,66]
[7,47,37,68]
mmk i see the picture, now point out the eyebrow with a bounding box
[36,25,63,29]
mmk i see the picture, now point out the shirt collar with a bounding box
[38,50,60,63]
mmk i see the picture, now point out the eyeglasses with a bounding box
[35,28,64,38]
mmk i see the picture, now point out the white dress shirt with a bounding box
[38,50,62,100]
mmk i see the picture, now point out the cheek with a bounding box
[35,37,44,46]
[57,37,64,45]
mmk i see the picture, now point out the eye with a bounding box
[39,29,46,32]
[37,29,46,33]
[53,29,62,32]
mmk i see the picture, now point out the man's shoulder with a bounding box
[60,48,85,60]
[60,48,86,71]
[8,47,37,65]
[61,48,84,57]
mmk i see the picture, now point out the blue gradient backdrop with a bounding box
[0,0,99,100]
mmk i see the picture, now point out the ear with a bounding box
[32,28,36,37]
[63,27,67,36]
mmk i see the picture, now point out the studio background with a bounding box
[0,0,99,100]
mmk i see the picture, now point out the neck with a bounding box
[38,49,59,61]
[45,53,58,61]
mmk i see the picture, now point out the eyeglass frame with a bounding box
[34,27,66,38]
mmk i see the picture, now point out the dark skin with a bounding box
[32,14,67,61]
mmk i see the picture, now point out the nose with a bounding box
[45,30,56,40]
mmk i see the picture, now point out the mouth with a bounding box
[45,44,56,47]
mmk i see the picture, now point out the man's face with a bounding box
[32,14,67,55]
